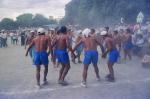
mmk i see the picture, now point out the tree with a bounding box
[0,13,57,30]
[0,18,17,30]
[63,0,150,26]
[32,14,56,27]
[16,13,33,27]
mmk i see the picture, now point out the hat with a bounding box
[100,31,107,36]
[77,30,82,34]
[30,30,34,33]
[1,30,5,32]
[82,28,91,37]
[49,28,55,31]
[37,28,45,34]
[60,26,67,33]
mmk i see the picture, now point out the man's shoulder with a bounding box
[106,37,113,42]
[33,37,38,41]
[63,34,69,38]
[44,35,50,39]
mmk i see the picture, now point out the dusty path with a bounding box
[0,44,150,99]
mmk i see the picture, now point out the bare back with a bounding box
[33,35,50,52]
[82,36,98,51]
[56,34,68,50]
[113,34,122,45]
[26,36,34,45]
[123,33,132,43]
[105,37,116,50]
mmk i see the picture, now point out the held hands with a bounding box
[51,55,54,62]
[102,53,107,58]
[71,52,76,60]
[25,51,28,56]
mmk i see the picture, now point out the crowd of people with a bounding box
[1,22,150,89]
[23,22,150,89]
[0,29,29,48]
[0,30,8,48]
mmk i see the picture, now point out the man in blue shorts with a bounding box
[26,28,52,89]
[75,31,83,63]
[73,28,104,87]
[25,31,36,62]
[52,26,75,86]
[101,31,119,82]
[122,29,133,60]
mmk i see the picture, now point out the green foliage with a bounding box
[16,13,33,27]
[32,14,56,27]
[63,0,150,26]
[0,18,17,30]
[0,13,57,30]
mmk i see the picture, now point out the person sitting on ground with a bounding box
[142,50,150,67]
[134,34,145,56]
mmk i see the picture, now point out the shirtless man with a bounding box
[74,30,83,63]
[113,30,122,63]
[73,28,104,87]
[52,26,74,86]
[113,30,122,52]
[25,31,35,59]
[49,29,56,40]
[51,29,61,68]
[48,29,58,68]
[122,29,133,60]
[101,31,119,82]
[26,28,52,89]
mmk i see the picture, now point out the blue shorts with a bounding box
[53,49,58,57]
[76,44,83,55]
[57,49,70,64]
[83,50,98,65]
[108,49,119,63]
[123,42,133,50]
[29,46,35,58]
[33,51,49,66]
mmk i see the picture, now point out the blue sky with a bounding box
[0,0,71,20]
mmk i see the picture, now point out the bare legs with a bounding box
[35,65,48,87]
[36,66,41,86]
[58,63,70,85]
[124,49,132,61]
[82,65,88,83]
[93,64,100,80]
[44,65,48,82]
[82,64,100,87]
[106,61,115,82]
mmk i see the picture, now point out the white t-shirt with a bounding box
[136,39,144,46]
[2,33,7,39]
[10,33,14,37]
[148,38,150,43]
[142,55,150,63]
[147,24,150,32]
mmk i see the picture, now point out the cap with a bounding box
[82,28,91,37]
[37,28,45,34]
[100,31,107,36]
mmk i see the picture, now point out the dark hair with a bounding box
[38,33,45,35]
[126,28,131,33]
[55,26,59,31]
[57,29,60,34]
[114,30,118,34]
[68,29,71,32]
[146,49,150,55]
[91,29,95,34]
[105,27,109,31]
[60,26,67,34]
